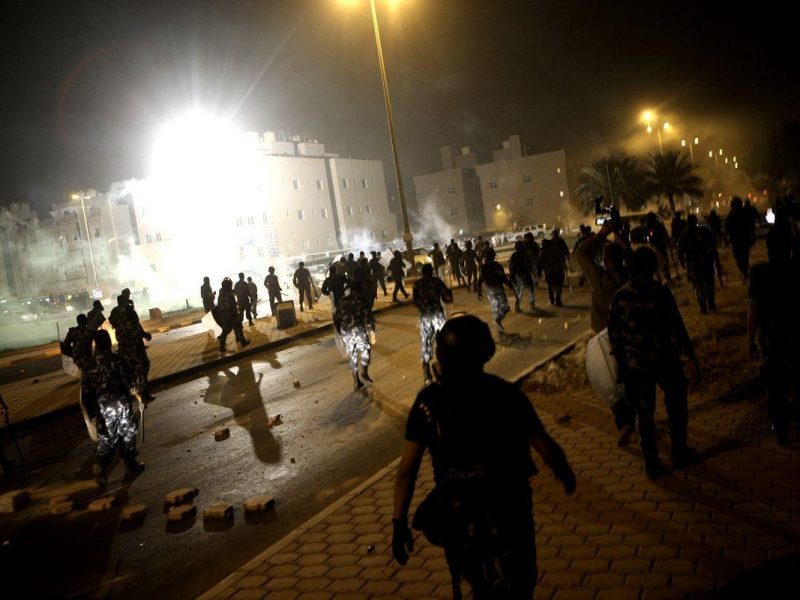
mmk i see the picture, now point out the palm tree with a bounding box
[575,154,645,215]
[644,150,704,214]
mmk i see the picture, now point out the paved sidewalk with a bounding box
[0,293,399,426]
[197,396,800,600]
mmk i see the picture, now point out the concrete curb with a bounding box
[7,301,407,435]
[195,333,590,600]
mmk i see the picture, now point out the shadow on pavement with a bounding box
[715,553,800,599]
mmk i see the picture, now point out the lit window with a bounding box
[522,175,532,183]
[298,209,305,220]
[293,180,301,190]
[496,204,501,210]
[557,167,561,174]
[559,191,565,198]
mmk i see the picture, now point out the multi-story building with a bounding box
[476,135,571,232]
[412,145,485,237]
[0,203,39,298]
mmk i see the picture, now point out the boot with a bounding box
[514,299,521,313]
[422,362,433,385]
[239,338,250,348]
[352,371,364,390]
[124,459,146,480]
[671,446,701,468]
[361,366,373,383]
[645,460,670,480]
[93,460,109,487]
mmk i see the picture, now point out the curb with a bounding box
[6,301,407,436]
[195,334,589,600]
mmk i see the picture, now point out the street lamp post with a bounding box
[367,0,415,270]
[72,192,100,294]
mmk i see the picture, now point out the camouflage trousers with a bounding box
[96,395,138,463]
[341,329,371,372]
[419,311,446,364]
[486,286,510,323]
[513,275,535,308]
[118,342,150,391]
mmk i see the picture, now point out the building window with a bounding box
[447,185,456,194]
[236,217,243,227]
[365,205,373,214]
[263,212,269,224]
[382,229,389,238]
[150,264,157,272]
[495,204,501,211]
[73,233,79,241]
[94,227,101,238]
[293,180,301,190]
[145,233,152,243]
[522,175,532,183]
[247,215,255,225]
[298,209,305,220]
[316,179,324,190]
[559,191,565,198]
[258,246,264,257]
[321,208,328,218]
[450,208,459,216]
[302,240,311,250]
[346,206,354,216]
[156,232,162,242]
[328,237,335,248]
[557,167,561,174]
[361,178,369,189]
[489,181,498,189]
[342,179,350,189]
[416,191,424,200]
[526,198,534,207]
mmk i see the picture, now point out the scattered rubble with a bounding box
[203,503,234,522]
[0,490,30,513]
[88,495,120,512]
[214,427,230,441]
[50,501,75,515]
[242,495,275,514]
[121,504,147,521]
[164,487,199,506]
[293,380,301,388]
[167,504,196,522]
[267,414,282,427]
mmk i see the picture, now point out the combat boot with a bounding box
[124,459,146,480]
[352,371,364,390]
[422,362,433,385]
[93,459,110,487]
[361,366,373,383]
[240,338,251,348]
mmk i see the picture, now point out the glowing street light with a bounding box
[342,0,415,270]
[71,192,100,294]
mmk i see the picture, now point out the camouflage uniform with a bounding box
[479,261,512,325]
[412,276,450,363]
[334,293,376,374]
[217,287,247,349]
[608,279,696,470]
[115,305,151,394]
[84,351,139,465]
[678,225,719,312]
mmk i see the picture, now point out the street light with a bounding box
[681,137,698,165]
[71,192,100,294]
[344,0,415,270]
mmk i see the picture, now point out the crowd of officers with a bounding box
[60,287,153,485]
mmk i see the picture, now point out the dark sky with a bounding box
[1,0,797,212]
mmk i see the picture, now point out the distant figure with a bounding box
[321,264,349,311]
[706,210,723,246]
[389,250,409,302]
[431,243,446,279]
[392,315,576,598]
[726,197,752,281]
[509,241,535,312]
[523,232,542,289]
[216,277,250,352]
[86,329,145,487]
[352,257,375,309]
[608,247,701,479]
[539,229,571,306]
[263,266,283,316]
[293,261,314,312]
[678,214,722,313]
[645,213,674,285]
[87,299,106,331]
[370,251,388,297]
[478,248,516,332]
[671,211,688,251]
[61,314,88,361]
[446,239,465,286]
[461,240,480,294]
[346,253,357,278]
[743,199,759,246]
[247,276,259,319]
[234,273,254,325]
[114,295,154,401]
[412,264,452,384]
[201,276,215,312]
[334,281,376,390]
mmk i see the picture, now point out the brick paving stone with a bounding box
[559,545,598,560]
[359,580,400,596]
[539,558,571,573]
[236,575,268,589]
[642,590,682,600]
[596,545,638,560]
[296,594,330,600]
[267,564,301,578]
[636,545,678,560]
[596,589,640,600]
[325,578,364,594]
[571,558,609,574]
[611,558,652,574]
[550,534,585,547]
[396,582,436,598]
[542,571,584,588]
[534,585,555,599]
[359,566,395,581]
[658,559,697,575]
[573,523,611,536]
[331,594,368,600]
[326,542,359,555]
[297,542,328,555]
[295,578,330,593]
[231,591,266,600]
[626,573,669,589]
[266,577,301,591]
[551,588,595,600]
[270,552,300,565]
[267,592,299,600]
[296,565,330,579]
[583,572,626,590]
[671,574,716,592]
[328,554,360,567]
[326,533,356,544]
[296,553,328,567]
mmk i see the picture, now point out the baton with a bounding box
[134,392,145,443]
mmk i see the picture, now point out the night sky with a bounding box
[1,0,797,212]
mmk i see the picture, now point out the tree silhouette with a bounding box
[575,154,645,215]
[644,150,704,214]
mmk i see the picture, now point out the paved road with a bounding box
[0,286,590,599]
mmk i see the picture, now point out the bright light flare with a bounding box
[641,110,654,123]
[766,209,775,224]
